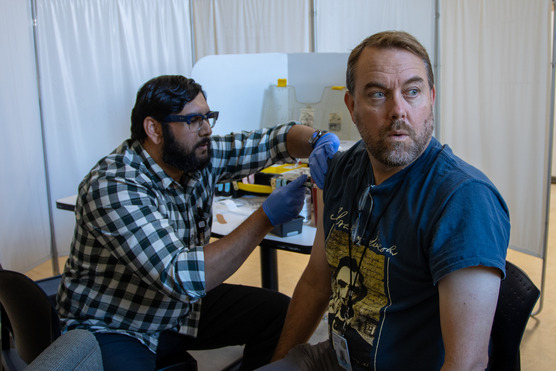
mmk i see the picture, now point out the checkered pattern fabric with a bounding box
[57,123,295,353]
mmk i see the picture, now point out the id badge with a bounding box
[331,331,353,371]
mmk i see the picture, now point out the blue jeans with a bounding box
[94,283,290,371]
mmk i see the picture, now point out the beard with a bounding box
[162,125,211,173]
[367,109,434,168]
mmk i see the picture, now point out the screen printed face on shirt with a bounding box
[325,202,402,370]
[326,210,388,346]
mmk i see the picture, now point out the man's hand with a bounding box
[262,174,308,226]
[309,133,340,189]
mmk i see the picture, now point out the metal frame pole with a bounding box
[433,0,441,138]
[30,0,59,275]
[189,0,197,67]
[533,0,556,316]
[311,0,317,53]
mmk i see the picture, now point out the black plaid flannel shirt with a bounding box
[57,123,296,353]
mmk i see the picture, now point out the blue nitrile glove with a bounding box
[309,133,340,189]
[262,174,308,226]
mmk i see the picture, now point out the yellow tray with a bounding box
[260,163,307,174]
[236,182,273,194]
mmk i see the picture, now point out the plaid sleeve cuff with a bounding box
[175,245,206,301]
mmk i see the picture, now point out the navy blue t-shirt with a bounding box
[323,137,510,370]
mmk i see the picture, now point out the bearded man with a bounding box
[263,31,510,371]
[57,75,340,371]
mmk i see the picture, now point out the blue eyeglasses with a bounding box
[351,185,373,246]
[162,111,219,132]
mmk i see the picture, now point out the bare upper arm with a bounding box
[437,265,502,370]
[304,189,333,293]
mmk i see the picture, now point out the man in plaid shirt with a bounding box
[57,75,339,370]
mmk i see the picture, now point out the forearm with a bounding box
[273,188,330,360]
[203,207,273,291]
[272,270,331,361]
[286,124,317,158]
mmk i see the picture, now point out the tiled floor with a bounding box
[27,186,556,369]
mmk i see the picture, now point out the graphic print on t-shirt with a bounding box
[326,206,389,347]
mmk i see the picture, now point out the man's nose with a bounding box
[199,119,212,136]
[388,92,407,120]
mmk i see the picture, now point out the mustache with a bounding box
[390,119,411,132]
[195,138,211,149]
[384,119,418,138]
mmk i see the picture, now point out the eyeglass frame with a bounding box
[351,185,374,246]
[161,111,219,131]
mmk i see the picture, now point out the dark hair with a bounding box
[346,31,434,94]
[130,75,206,141]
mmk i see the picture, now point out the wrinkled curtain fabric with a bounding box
[440,0,552,257]
[192,0,312,60]
[0,0,51,272]
[0,0,551,272]
[34,0,194,264]
[315,0,435,55]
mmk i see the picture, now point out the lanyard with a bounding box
[338,163,403,336]
[339,189,373,336]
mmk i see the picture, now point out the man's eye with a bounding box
[406,88,419,97]
[370,91,385,99]
[189,115,203,124]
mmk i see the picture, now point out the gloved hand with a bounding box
[262,174,308,226]
[309,133,340,189]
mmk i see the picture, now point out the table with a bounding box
[56,195,77,211]
[56,194,316,291]
[212,196,315,290]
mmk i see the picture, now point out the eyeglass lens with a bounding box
[162,111,219,131]
[188,112,218,131]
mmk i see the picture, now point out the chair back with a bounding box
[0,270,61,365]
[489,261,540,371]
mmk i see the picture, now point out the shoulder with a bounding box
[96,141,149,180]
[323,141,368,207]
[417,139,509,216]
[80,140,163,196]
[412,139,504,205]
[417,142,510,279]
[328,140,367,178]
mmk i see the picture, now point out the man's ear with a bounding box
[144,117,163,145]
[344,90,356,124]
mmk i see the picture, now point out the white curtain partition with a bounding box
[192,0,311,61]
[440,0,553,257]
[0,0,552,272]
[0,0,51,272]
[315,0,436,56]
[35,0,194,262]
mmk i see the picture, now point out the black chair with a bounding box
[489,261,540,371]
[0,269,62,370]
[0,269,197,371]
